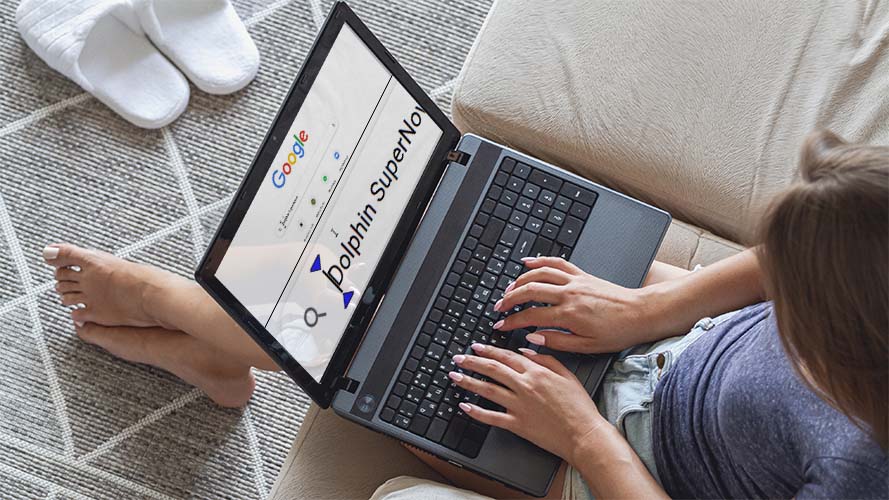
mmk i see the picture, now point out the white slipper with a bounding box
[132,0,260,95]
[16,0,189,129]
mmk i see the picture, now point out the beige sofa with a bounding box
[270,1,888,498]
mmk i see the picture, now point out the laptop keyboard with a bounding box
[378,156,598,458]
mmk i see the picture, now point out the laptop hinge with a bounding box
[446,149,470,166]
[332,376,359,394]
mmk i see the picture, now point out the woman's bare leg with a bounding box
[44,243,278,371]
[643,260,692,286]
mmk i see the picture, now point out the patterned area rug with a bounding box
[0,0,491,498]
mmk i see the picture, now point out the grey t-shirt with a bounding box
[652,302,888,498]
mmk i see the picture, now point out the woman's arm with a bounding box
[637,248,766,342]
[493,249,766,353]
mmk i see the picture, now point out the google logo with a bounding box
[271,129,309,188]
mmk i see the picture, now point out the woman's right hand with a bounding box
[492,256,663,353]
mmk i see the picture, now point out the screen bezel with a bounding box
[194,1,461,408]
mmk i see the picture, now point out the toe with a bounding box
[60,292,87,307]
[55,267,81,282]
[55,281,81,294]
[71,308,92,327]
[43,243,91,268]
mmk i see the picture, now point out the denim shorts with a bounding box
[563,308,741,500]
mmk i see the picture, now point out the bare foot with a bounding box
[43,243,189,329]
[76,322,255,408]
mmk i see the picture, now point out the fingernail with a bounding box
[74,321,84,328]
[459,402,472,413]
[43,246,59,260]
[505,281,515,293]
[470,342,486,352]
[493,320,504,330]
[453,354,466,364]
[526,333,546,346]
[520,256,536,262]
[448,371,464,382]
[494,299,503,312]
[518,347,537,356]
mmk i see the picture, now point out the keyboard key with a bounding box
[560,183,597,205]
[410,415,431,435]
[500,157,516,173]
[509,211,528,226]
[525,217,543,233]
[454,287,471,304]
[470,224,484,238]
[458,437,483,458]
[473,245,492,262]
[528,169,563,192]
[504,261,524,279]
[394,415,410,429]
[554,195,572,212]
[436,404,456,421]
[399,400,418,417]
[557,216,584,247]
[514,162,532,178]
[557,245,572,260]
[446,272,460,287]
[427,343,445,361]
[517,197,534,212]
[493,171,508,186]
[479,272,497,289]
[426,417,449,442]
[493,244,512,260]
[547,210,566,226]
[507,175,524,192]
[418,400,438,418]
[570,202,591,219]
[410,345,424,360]
[399,370,413,385]
[434,296,448,311]
[500,189,519,206]
[499,224,521,247]
[413,372,432,389]
[493,203,511,220]
[459,274,478,290]
[531,202,549,220]
[522,183,541,199]
[380,407,395,423]
[511,230,536,261]
[420,358,438,375]
[538,189,557,206]
[480,198,496,214]
[393,382,407,397]
[466,258,485,276]
[530,236,554,257]
[474,212,489,226]
[387,394,402,409]
[485,258,505,275]
[479,218,505,247]
[541,223,559,239]
[488,185,503,201]
[407,386,425,403]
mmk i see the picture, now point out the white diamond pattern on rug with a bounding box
[0,0,492,497]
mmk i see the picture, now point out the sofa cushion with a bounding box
[453,0,888,244]
[269,405,444,500]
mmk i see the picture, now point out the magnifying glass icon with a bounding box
[304,307,327,328]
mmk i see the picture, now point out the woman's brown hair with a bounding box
[758,130,889,449]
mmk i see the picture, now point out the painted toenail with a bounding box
[74,321,84,327]
[43,246,59,260]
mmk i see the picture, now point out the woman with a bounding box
[43,131,887,497]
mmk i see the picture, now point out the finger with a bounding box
[55,281,81,294]
[510,267,572,291]
[458,402,517,431]
[525,329,595,353]
[448,371,515,407]
[469,342,534,373]
[60,292,87,307]
[454,354,522,390]
[494,306,564,331]
[521,256,583,275]
[55,267,81,282]
[497,282,564,312]
[517,349,575,378]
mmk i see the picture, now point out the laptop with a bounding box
[196,2,670,496]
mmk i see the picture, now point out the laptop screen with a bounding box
[215,24,443,382]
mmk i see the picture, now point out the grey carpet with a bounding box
[0,0,491,498]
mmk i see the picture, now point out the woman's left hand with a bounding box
[450,343,609,465]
